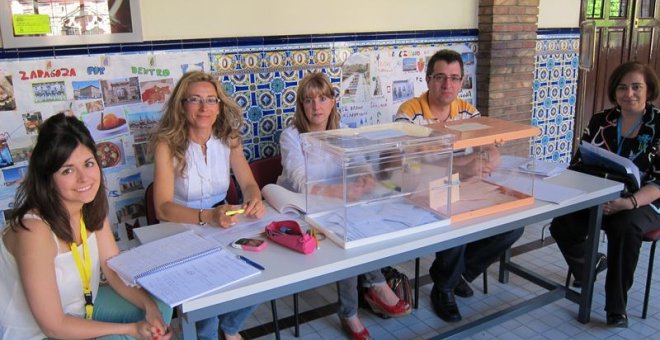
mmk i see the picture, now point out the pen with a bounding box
[225,208,245,216]
[238,255,265,270]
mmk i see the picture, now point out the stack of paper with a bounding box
[108,231,260,307]
[579,142,641,188]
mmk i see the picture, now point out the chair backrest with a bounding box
[643,228,660,242]
[145,182,159,225]
[226,175,241,204]
[249,155,283,190]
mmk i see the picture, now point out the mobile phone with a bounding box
[231,238,267,252]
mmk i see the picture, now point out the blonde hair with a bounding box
[292,72,341,133]
[150,71,243,175]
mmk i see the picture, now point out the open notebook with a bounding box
[262,183,306,214]
[107,230,261,307]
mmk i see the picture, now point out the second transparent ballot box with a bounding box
[428,117,541,222]
[301,123,455,249]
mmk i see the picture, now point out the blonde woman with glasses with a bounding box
[151,71,265,340]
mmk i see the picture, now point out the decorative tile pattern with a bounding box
[532,35,580,163]
[210,36,477,162]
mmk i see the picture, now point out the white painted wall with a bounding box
[538,0,581,28]
[0,1,580,48]
[140,0,478,41]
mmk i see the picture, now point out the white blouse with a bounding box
[173,136,231,209]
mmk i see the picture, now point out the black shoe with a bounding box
[573,253,608,288]
[454,277,474,298]
[606,312,628,328]
[430,286,462,322]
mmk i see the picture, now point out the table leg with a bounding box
[578,204,603,323]
[498,248,511,284]
[181,311,197,340]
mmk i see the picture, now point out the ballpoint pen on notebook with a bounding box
[238,255,265,270]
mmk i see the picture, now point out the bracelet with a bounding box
[198,209,207,226]
[628,195,638,210]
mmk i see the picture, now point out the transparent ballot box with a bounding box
[428,117,541,222]
[302,123,455,249]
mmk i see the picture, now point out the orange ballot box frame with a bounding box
[428,117,541,223]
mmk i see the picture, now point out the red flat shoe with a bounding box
[340,317,371,340]
[364,288,412,318]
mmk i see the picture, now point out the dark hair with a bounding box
[607,61,659,104]
[293,72,340,133]
[426,49,465,78]
[11,113,108,243]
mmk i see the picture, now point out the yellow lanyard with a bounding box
[70,214,93,319]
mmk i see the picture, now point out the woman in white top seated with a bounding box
[277,72,411,340]
[0,113,171,340]
[151,71,265,340]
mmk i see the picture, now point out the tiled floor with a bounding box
[171,221,660,339]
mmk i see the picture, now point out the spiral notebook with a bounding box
[107,230,261,307]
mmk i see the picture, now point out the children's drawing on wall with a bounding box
[463,75,473,90]
[1,164,28,187]
[54,101,85,117]
[402,58,418,72]
[371,76,383,96]
[85,99,105,113]
[72,80,103,100]
[0,51,210,244]
[340,44,478,127]
[0,210,6,230]
[0,74,17,111]
[83,110,129,141]
[392,79,414,103]
[0,189,13,214]
[462,52,475,66]
[114,195,145,223]
[0,137,14,168]
[96,139,125,169]
[119,172,144,194]
[7,135,37,164]
[32,81,66,103]
[132,142,151,167]
[101,77,141,107]
[341,53,371,104]
[127,107,160,143]
[22,111,43,135]
[140,79,174,104]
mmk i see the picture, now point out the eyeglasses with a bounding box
[182,96,222,105]
[429,74,463,84]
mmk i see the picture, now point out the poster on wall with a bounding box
[0,0,143,48]
[339,44,477,127]
[0,51,209,246]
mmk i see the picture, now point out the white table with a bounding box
[135,170,622,339]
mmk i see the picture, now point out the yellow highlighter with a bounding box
[311,228,320,250]
[225,208,245,216]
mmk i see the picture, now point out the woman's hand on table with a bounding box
[210,204,241,228]
[243,197,266,218]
